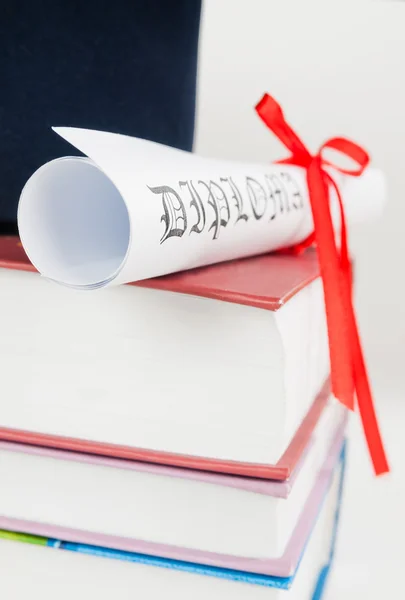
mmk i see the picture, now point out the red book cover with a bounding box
[0,236,328,480]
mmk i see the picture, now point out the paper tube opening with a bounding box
[18,157,130,288]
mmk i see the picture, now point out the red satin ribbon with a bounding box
[256,94,389,476]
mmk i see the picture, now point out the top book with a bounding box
[0,236,330,480]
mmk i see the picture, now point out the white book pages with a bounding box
[17,128,386,289]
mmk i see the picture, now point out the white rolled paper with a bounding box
[17,127,386,289]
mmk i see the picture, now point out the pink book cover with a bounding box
[0,235,327,480]
[0,415,347,577]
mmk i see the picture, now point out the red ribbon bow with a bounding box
[256,94,389,476]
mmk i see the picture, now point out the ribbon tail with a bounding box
[340,270,390,475]
[337,183,389,474]
[255,95,311,164]
[353,323,390,475]
[306,160,355,410]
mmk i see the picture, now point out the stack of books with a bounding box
[0,236,347,599]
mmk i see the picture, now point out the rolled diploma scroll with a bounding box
[17,127,386,289]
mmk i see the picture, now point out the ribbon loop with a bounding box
[256,93,389,476]
[319,137,370,176]
[256,94,311,166]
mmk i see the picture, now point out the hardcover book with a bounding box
[0,236,330,479]
[0,440,346,600]
[0,400,346,576]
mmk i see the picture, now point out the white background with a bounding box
[196,2,405,598]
